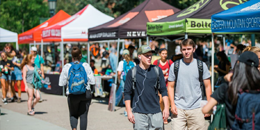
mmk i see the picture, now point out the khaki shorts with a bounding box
[26,83,35,89]
[171,107,208,130]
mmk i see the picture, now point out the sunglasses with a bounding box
[142,54,152,58]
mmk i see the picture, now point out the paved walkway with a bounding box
[0,108,66,130]
[0,91,172,130]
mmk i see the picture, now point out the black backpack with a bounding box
[174,59,206,100]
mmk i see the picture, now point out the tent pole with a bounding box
[61,39,65,96]
[34,41,36,46]
[115,38,120,84]
[139,39,141,48]
[223,35,225,51]
[16,37,19,50]
[88,42,90,64]
[146,36,149,45]
[251,34,255,46]
[41,39,43,57]
[29,43,31,53]
[211,33,214,93]
[185,33,188,39]
[106,41,109,50]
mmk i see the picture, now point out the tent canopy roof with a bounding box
[88,0,180,41]
[18,10,70,44]
[212,0,260,34]
[42,4,114,42]
[0,27,18,43]
[147,0,247,36]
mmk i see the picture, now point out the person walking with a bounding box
[117,49,135,116]
[168,39,212,130]
[11,50,24,103]
[124,45,169,130]
[59,46,95,130]
[153,48,173,124]
[0,52,14,104]
[31,46,45,102]
[202,51,260,129]
[21,54,41,115]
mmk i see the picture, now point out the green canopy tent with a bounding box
[147,0,247,92]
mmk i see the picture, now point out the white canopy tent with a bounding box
[42,4,114,67]
[0,27,19,49]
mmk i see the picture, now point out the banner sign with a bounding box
[108,83,116,112]
[186,18,211,34]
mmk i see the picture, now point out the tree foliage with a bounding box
[0,0,49,33]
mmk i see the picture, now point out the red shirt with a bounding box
[153,59,173,86]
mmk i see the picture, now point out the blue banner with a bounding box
[211,0,260,33]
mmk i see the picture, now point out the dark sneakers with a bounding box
[17,98,21,103]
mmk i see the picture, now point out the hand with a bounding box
[204,114,211,117]
[25,86,28,92]
[224,72,233,82]
[127,111,135,124]
[171,105,178,115]
[163,108,169,120]
[42,73,45,78]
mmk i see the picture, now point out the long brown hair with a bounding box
[20,54,33,70]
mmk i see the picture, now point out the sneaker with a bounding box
[17,98,21,103]
[13,95,18,100]
[10,98,15,102]
[3,98,7,104]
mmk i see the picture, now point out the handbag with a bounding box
[208,104,227,130]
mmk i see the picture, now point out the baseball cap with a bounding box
[122,49,129,55]
[137,45,155,55]
[31,46,37,51]
[238,51,259,67]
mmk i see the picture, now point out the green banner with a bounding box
[186,18,211,34]
[147,19,186,36]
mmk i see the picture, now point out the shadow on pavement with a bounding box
[34,111,48,115]
[0,113,7,116]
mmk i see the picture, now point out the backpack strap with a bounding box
[131,66,137,90]
[197,59,206,99]
[157,59,160,66]
[154,65,160,90]
[174,60,180,94]
[167,60,170,67]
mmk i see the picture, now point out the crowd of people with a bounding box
[1,36,260,130]
[0,44,44,116]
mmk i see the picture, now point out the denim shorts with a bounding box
[0,74,11,81]
[11,67,23,80]
[120,79,125,93]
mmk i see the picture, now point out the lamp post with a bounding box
[48,0,57,17]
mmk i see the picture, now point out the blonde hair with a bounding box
[123,54,131,64]
[20,54,33,70]
[243,46,260,53]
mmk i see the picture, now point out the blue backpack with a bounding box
[232,90,260,130]
[123,60,135,81]
[67,62,88,95]
[32,66,43,89]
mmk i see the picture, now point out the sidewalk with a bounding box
[0,108,66,130]
[0,91,172,130]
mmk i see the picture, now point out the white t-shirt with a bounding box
[117,60,136,79]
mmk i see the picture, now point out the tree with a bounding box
[0,0,49,33]
[0,0,49,50]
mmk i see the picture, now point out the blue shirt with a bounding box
[34,55,45,69]
[109,53,117,73]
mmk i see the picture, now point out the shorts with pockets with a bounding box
[11,67,23,80]
[0,74,11,81]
